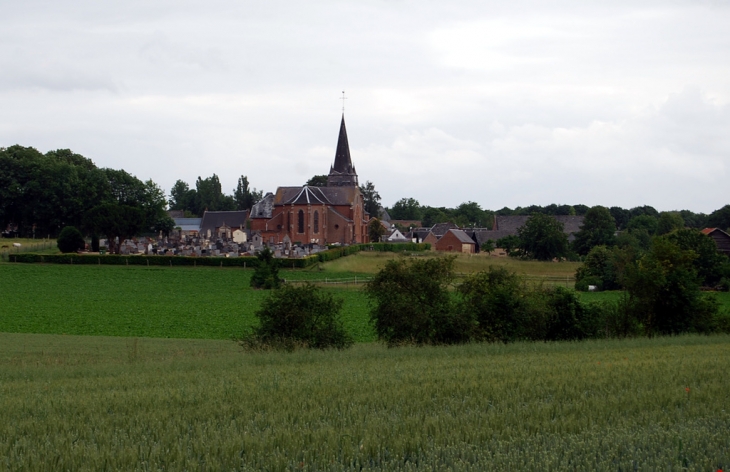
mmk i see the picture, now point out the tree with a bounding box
[359,181,381,217]
[496,235,520,255]
[667,228,729,287]
[57,226,85,253]
[153,214,176,237]
[368,218,386,242]
[708,204,730,232]
[458,267,526,342]
[421,206,449,227]
[621,237,719,335]
[574,245,624,291]
[306,175,328,187]
[169,180,197,214]
[242,283,353,350]
[627,215,658,236]
[629,205,659,219]
[609,206,631,231]
[250,247,281,289]
[389,198,423,221]
[233,175,262,211]
[454,201,492,228]
[84,203,144,254]
[656,212,684,235]
[365,256,472,345]
[572,206,616,255]
[195,174,236,214]
[481,239,495,254]
[516,214,569,261]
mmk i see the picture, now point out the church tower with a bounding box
[327,115,359,187]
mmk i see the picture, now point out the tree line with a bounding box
[0,146,169,240]
[386,197,730,233]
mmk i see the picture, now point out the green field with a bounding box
[2,262,729,342]
[1,332,728,470]
[0,263,376,342]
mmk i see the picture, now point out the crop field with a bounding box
[2,263,729,342]
[1,332,728,470]
[0,263,376,342]
[322,251,581,278]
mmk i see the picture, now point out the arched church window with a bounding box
[314,211,319,233]
[298,210,304,233]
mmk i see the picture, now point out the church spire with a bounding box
[327,114,358,187]
[332,114,353,174]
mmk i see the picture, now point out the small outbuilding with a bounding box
[701,227,730,255]
[434,229,475,254]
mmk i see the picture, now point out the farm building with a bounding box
[701,227,730,255]
[434,229,476,253]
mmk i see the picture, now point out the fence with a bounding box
[0,240,55,262]
[283,276,372,286]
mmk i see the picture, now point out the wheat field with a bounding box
[1,333,728,471]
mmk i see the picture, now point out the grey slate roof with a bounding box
[251,192,275,219]
[332,115,354,174]
[464,229,516,244]
[494,215,584,235]
[173,217,202,232]
[430,222,459,237]
[283,186,332,205]
[274,186,359,207]
[448,229,476,244]
[200,211,249,235]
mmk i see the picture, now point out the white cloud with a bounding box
[1,1,729,214]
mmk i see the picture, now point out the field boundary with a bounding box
[3,242,431,268]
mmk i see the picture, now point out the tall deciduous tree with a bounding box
[516,214,569,261]
[84,203,144,254]
[572,206,616,255]
[708,204,730,232]
[233,175,262,211]
[306,175,328,187]
[359,181,381,218]
[656,212,684,235]
[389,198,422,221]
[368,218,386,242]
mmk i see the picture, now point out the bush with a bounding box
[574,276,603,292]
[57,226,85,253]
[620,237,720,335]
[241,283,353,350]
[250,247,281,289]
[458,267,526,342]
[365,256,473,346]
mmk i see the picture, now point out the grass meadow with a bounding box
[0,333,728,470]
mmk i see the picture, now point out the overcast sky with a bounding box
[1,0,729,213]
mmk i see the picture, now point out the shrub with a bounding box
[241,283,353,350]
[458,267,526,342]
[250,247,281,289]
[57,226,85,253]
[365,256,473,346]
[620,237,720,335]
[574,276,603,292]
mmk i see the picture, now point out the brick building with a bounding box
[249,115,369,245]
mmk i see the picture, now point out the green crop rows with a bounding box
[1,333,729,470]
[0,264,375,341]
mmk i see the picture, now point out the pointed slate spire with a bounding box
[333,114,353,173]
[327,114,358,187]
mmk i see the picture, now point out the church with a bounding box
[249,115,370,245]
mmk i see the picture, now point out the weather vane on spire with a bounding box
[340,90,347,113]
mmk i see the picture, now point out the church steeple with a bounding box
[327,114,359,187]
